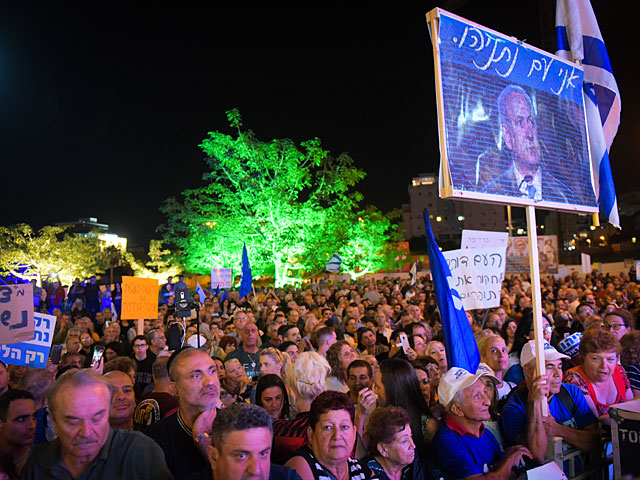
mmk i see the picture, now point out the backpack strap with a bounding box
[554,384,575,413]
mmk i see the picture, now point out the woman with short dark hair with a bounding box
[364,406,415,480]
[286,391,375,480]
[564,329,633,422]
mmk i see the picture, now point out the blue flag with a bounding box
[423,209,479,372]
[196,282,206,304]
[215,285,220,297]
[239,243,253,299]
[556,0,620,227]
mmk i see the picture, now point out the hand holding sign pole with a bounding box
[526,206,549,417]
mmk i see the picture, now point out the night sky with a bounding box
[1,5,635,248]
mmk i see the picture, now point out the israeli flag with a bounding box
[409,261,418,286]
[423,209,479,372]
[556,0,621,228]
[196,282,206,304]
[326,253,342,273]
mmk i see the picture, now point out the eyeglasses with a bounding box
[604,324,626,331]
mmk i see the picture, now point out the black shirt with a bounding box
[144,410,207,480]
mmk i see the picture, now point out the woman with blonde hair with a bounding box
[259,347,286,378]
[272,352,330,465]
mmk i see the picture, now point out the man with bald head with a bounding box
[145,347,221,479]
[22,370,170,479]
[485,85,574,204]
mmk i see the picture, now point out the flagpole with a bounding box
[526,206,548,417]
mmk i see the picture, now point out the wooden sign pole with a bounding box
[526,205,548,416]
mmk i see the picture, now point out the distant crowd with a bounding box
[1,269,639,479]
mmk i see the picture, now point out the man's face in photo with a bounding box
[503,92,541,173]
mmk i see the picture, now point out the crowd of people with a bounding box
[1,269,639,479]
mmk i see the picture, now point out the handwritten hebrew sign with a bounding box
[211,268,232,289]
[121,277,159,320]
[426,8,596,213]
[0,312,56,368]
[461,230,509,250]
[442,247,506,310]
[0,284,35,345]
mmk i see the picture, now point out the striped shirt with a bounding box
[272,412,311,465]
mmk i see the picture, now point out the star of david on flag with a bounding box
[556,0,621,227]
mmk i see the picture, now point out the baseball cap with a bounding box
[520,339,569,367]
[438,366,498,407]
[476,362,500,381]
[557,333,583,358]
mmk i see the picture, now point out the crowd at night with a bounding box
[1,2,637,479]
[1,269,638,479]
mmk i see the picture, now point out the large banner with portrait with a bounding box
[426,9,597,213]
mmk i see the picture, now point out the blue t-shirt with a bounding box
[431,417,503,478]
[503,363,524,385]
[501,383,597,445]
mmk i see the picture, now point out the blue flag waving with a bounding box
[423,209,479,372]
[556,0,621,227]
[239,243,253,299]
[196,282,206,304]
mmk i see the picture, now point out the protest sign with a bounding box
[0,283,35,345]
[636,261,640,282]
[121,276,159,320]
[442,246,506,310]
[0,312,56,368]
[461,230,509,249]
[506,235,558,274]
[426,8,597,213]
[581,253,592,274]
[211,268,232,289]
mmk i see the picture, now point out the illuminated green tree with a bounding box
[124,240,183,281]
[0,224,108,285]
[338,207,403,280]
[161,109,383,286]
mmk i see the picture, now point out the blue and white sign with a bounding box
[0,312,57,369]
[427,8,597,212]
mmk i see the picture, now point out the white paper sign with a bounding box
[636,261,640,281]
[442,247,506,310]
[525,460,567,479]
[461,230,509,249]
[581,253,591,274]
[211,268,232,289]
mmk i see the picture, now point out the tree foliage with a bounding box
[338,207,404,280]
[124,240,183,281]
[0,224,108,285]
[161,110,399,286]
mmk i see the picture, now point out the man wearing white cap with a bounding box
[431,367,532,479]
[501,340,600,463]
